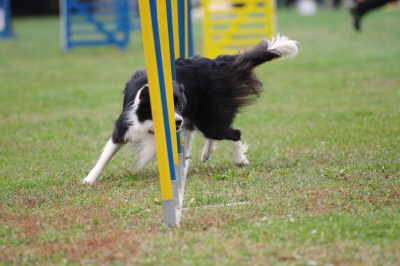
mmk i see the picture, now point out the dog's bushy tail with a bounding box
[219,35,298,107]
[240,35,298,67]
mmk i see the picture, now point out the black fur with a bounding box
[122,39,285,142]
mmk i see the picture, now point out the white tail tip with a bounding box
[267,34,299,59]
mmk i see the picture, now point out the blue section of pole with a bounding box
[187,0,194,57]
[177,0,186,58]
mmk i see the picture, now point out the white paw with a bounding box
[201,154,210,163]
[236,158,250,166]
[201,148,212,162]
[201,141,217,163]
[81,174,101,184]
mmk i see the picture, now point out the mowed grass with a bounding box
[1,7,399,265]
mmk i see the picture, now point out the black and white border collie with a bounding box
[83,35,298,184]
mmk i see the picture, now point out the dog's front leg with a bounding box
[82,139,123,184]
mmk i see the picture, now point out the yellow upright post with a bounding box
[172,0,180,57]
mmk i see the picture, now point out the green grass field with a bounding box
[1,7,399,265]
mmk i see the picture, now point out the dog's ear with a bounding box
[139,84,150,99]
[178,84,187,107]
[179,84,185,93]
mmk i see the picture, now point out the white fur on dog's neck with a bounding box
[125,85,154,141]
[122,84,157,168]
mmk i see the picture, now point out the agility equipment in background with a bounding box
[0,0,12,39]
[138,0,193,227]
[61,0,130,51]
[202,0,276,58]
[130,0,141,30]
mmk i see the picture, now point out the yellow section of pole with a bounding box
[171,0,180,58]
[138,0,173,200]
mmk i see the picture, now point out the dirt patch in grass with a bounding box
[1,204,164,265]
[2,230,157,265]
[1,208,40,237]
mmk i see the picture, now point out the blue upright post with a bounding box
[0,0,12,39]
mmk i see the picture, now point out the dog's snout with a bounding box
[175,117,183,131]
[175,119,183,127]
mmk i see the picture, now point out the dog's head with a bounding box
[134,81,186,133]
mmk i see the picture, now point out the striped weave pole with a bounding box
[177,0,194,171]
[138,0,178,226]
[175,0,194,212]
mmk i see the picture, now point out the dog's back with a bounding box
[176,35,298,141]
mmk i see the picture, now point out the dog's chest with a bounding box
[124,120,154,143]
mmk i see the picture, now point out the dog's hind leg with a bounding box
[223,128,249,165]
[82,139,123,184]
[230,140,249,165]
[201,139,217,163]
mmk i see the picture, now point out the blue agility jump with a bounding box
[61,0,130,51]
[0,0,12,39]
